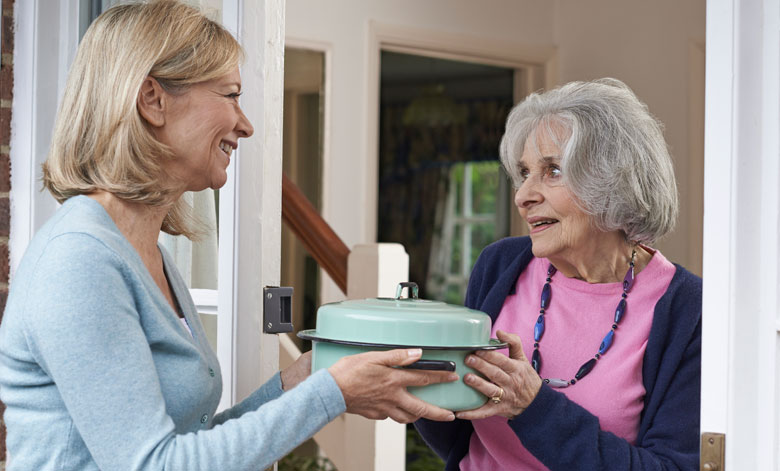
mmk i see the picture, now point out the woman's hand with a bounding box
[281,350,313,391]
[328,348,458,424]
[455,330,543,420]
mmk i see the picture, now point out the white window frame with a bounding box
[10,0,282,412]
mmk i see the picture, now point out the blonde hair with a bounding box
[42,0,243,237]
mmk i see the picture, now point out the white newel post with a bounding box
[303,243,409,471]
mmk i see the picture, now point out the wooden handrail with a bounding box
[281,173,350,293]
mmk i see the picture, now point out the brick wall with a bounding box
[0,0,14,462]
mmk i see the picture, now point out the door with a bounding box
[701,0,780,468]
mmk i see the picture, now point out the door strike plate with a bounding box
[700,432,725,471]
[263,286,294,334]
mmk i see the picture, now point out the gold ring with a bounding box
[491,386,504,404]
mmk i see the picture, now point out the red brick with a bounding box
[0,60,12,100]
[1,0,14,11]
[0,153,8,192]
[2,10,13,54]
[0,243,7,284]
[0,198,8,237]
[0,106,9,147]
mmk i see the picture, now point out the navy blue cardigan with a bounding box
[415,237,701,470]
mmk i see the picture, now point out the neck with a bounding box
[88,191,173,260]
[547,233,649,283]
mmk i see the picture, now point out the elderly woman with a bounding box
[415,78,701,470]
[0,2,457,470]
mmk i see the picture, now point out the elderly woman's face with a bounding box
[514,128,597,262]
[155,67,254,191]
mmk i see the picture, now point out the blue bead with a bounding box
[534,315,545,341]
[598,330,614,355]
[575,358,597,380]
[532,348,542,373]
[541,283,552,309]
[547,264,557,277]
[623,266,635,292]
[614,299,627,324]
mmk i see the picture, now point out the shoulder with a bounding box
[661,264,702,320]
[474,236,533,270]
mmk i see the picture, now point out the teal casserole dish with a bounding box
[298,283,507,411]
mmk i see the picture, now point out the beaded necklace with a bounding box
[531,249,636,388]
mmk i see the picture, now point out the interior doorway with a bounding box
[377,50,517,303]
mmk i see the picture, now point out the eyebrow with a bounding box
[518,155,561,167]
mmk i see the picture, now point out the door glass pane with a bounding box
[281,48,325,352]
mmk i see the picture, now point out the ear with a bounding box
[137,76,167,128]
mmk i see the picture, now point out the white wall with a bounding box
[554,0,706,273]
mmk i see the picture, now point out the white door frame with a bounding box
[10,0,283,410]
[701,0,780,468]
[363,22,557,244]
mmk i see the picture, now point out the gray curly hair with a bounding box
[500,78,678,244]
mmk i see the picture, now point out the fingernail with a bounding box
[466,356,475,365]
[464,374,475,384]
[448,373,459,381]
[447,413,455,421]
[407,348,422,357]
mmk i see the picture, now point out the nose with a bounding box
[236,106,254,138]
[514,177,542,210]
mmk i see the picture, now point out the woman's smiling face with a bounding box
[155,67,254,192]
[513,126,599,264]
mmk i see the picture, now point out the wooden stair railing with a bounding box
[281,173,350,294]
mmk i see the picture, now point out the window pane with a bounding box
[450,224,462,275]
[471,161,500,214]
[444,284,463,305]
[471,223,496,268]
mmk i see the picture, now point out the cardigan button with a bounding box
[200,414,208,424]
[209,368,215,377]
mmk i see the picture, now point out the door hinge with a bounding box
[701,432,725,471]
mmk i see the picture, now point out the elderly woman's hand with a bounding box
[328,348,458,424]
[455,330,543,420]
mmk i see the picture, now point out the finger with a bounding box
[371,348,423,367]
[466,353,512,385]
[475,349,522,375]
[455,404,496,421]
[394,369,459,387]
[463,372,504,399]
[396,393,455,422]
[387,407,418,424]
[497,330,527,362]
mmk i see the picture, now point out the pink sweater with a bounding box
[460,251,676,470]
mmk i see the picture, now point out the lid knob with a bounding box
[395,282,419,300]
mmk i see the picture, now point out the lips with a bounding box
[526,216,559,234]
[219,140,235,157]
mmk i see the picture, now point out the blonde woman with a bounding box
[0,2,456,470]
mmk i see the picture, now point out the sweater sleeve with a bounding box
[508,312,701,470]
[22,233,346,470]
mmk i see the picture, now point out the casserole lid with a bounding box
[305,282,497,348]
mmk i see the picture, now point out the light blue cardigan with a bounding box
[0,195,346,470]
